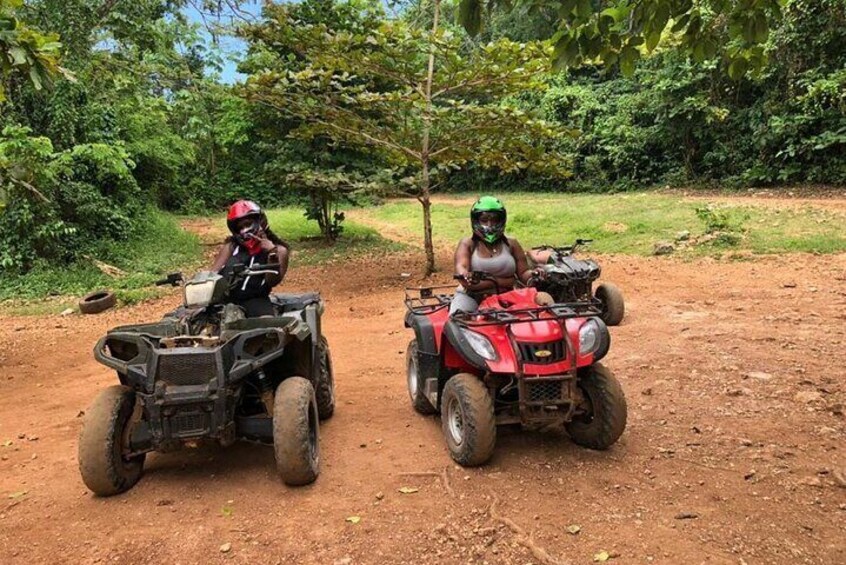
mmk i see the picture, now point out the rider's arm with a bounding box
[510,239,536,284]
[210,242,234,273]
[264,244,289,287]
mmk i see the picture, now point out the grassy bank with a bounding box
[365,193,846,256]
[0,207,404,311]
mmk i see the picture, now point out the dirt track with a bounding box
[1,209,845,564]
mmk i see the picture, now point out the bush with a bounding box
[0,127,144,273]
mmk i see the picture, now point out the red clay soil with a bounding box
[1,228,845,564]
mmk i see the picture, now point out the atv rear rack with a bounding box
[404,285,457,315]
[452,301,601,327]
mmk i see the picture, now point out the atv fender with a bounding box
[93,333,154,389]
[227,323,311,381]
[406,312,443,407]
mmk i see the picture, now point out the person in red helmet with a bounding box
[210,200,290,317]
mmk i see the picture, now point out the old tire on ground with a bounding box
[441,373,496,466]
[273,376,320,486]
[596,282,625,326]
[78,385,145,496]
[407,339,436,414]
[315,336,335,420]
[566,363,627,450]
[79,290,116,315]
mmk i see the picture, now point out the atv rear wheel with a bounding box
[596,282,625,326]
[441,373,496,466]
[566,363,627,450]
[406,339,436,414]
[315,336,335,420]
[78,385,145,496]
[273,377,320,486]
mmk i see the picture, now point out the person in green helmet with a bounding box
[451,196,542,315]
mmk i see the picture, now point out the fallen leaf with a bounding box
[398,487,419,494]
[219,543,231,553]
[221,506,234,517]
[1,440,12,447]
[346,516,361,524]
[8,491,27,499]
[566,524,581,535]
[594,550,611,562]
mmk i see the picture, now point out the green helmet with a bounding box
[471,196,507,244]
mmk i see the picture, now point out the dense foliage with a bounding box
[0,0,843,278]
[456,0,846,191]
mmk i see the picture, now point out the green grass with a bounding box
[0,210,203,309]
[263,208,405,265]
[364,193,846,256]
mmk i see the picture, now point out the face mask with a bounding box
[237,221,264,255]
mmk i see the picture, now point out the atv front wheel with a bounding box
[566,363,627,450]
[273,377,320,486]
[78,385,145,496]
[596,282,625,326]
[315,336,335,420]
[406,339,436,414]
[441,373,496,466]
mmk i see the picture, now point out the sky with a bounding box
[183,0,264,84]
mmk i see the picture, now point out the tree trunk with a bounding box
[419,0,440,275]
[421,162,434,274]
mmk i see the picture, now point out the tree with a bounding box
[243,0,567,273]
[458,0,787,79]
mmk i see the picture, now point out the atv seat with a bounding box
[270,292,321,313]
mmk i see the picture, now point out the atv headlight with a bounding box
[579,319,601,355]
[460,328,497,361]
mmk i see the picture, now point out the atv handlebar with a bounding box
[532,238,594,256]
[231,263,279,278]
[454,271,504,298]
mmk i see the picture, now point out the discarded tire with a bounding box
[79,290,116,315]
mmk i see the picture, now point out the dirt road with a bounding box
[1,221,845,564]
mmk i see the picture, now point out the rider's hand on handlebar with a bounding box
[454,272,477,287]
[526,266,547,287]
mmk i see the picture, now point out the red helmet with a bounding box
[226,200,266,236]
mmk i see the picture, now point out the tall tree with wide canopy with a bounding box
[243,0,568,273]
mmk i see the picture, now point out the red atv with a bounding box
[404,272,627,466]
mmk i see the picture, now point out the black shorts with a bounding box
[237,296,276,318]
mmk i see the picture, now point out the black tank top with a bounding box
[221,244,272,302]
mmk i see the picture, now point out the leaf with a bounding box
[8,491,27,499]
[346,516,361,524]
[458,0,483,37]
[594,550,611,562]
[8,47,27,66]
[2,440,12,447]
[576,0,593,19]
[567,524,581,535]
[398,487,419,494]
[645,30,662,52]
[728,57,748,80]
[221,506,234,517]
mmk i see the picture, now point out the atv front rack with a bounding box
[404,285,457,315]
[451,301,601,327]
